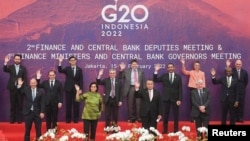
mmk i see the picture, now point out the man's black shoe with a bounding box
[136,118,141,123]
[128,118,136,123]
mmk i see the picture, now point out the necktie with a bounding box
[149,90,152,101]
[134,69,138,83]
[238,70,240,79]
[169,73,173,83]
[199,89,203,105]
[227,77,230,87]
[15,65,19,75]
[72,67,76,77]
[111,79,115,98]
[50,81,54,89]
[32,89,36,101]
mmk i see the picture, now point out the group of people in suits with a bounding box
[3,53,248,141]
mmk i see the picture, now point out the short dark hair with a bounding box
[89,82,99,92]
[194,60,200,64]
[68,56,77,61]
[48,70,56,75]
[130,59,138,64]
[14,54,22,59]
[167,63,175,67]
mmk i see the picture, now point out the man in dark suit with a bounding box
[3,54,27,123]
[96,68,122,127]
[134,80,162,129]
[191,79,210,137]
[118,59,146,123]
[211,67,239,125]
[36,70,63,130]
[58,55,83,123]
[153,63,182,133]
[17,78,45,141]
[226,59,248,122]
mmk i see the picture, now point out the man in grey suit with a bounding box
[153,63,182,133]
[118,59,146,123]
[96,68,122,127]
[191,79,210,137]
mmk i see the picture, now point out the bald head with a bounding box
[29,78,37,89]
[235,59,242,70]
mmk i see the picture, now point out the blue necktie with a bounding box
[199,89,203,105]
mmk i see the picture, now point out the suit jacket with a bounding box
[191,88,211,117]
[37,79,63,106]
[153,73,182,102]
[96,78,122,104]
[18,87,45,116]
[3,64,27,90]
[135,88,162,118]
[118,68,146,96]
[58,66,83,92]
[212,76,239,103]
[232,68,248,93]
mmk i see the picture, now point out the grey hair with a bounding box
[196,79,203,84]
[109,68,116,73]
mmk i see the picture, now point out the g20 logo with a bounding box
[101,2,149,23]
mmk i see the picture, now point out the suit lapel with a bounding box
[145,90,150,101]
[29,88,32,101]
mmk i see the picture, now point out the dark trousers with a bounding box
[220,97,237,125]
[141,111,157,129]
[83,119,98,140]
[9,88,23,122]
[194,113,209,136]
[65,91,79,122]
[24,111,42,141]
[45,103,58,130]
[162,101,179,133]
[189,88,195,121]
[236,92,246,120]
[105,97,119,127]
[128,86,141,120]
